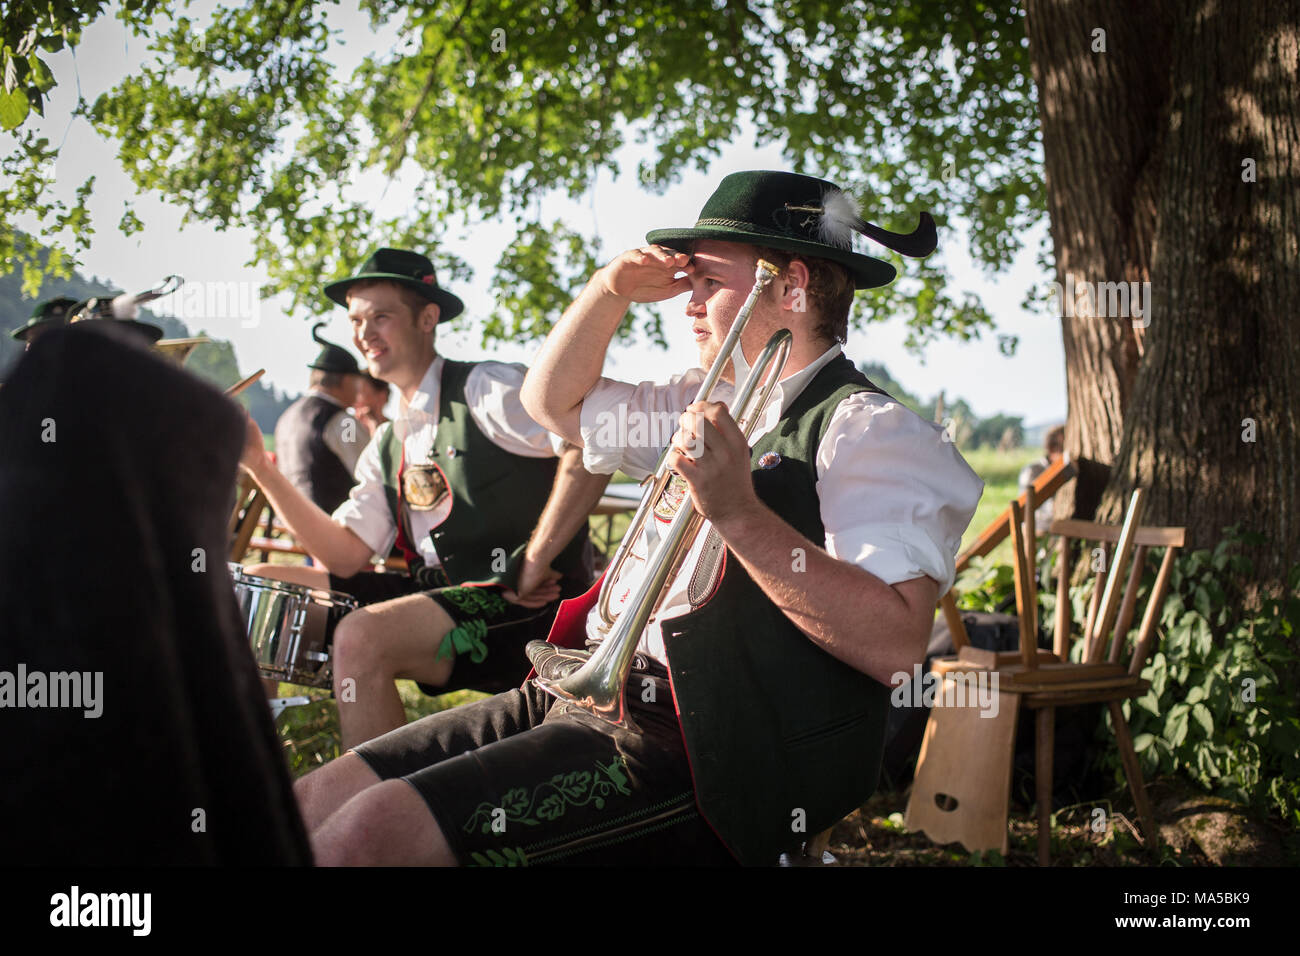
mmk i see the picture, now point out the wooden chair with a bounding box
[909,489,1185,863]
[938,456,1076,653]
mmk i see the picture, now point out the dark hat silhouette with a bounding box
[10,296,79,341]
[307,322,361,375]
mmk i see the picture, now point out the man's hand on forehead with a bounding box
[600,245,695,303]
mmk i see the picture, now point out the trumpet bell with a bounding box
[533,671,641,733]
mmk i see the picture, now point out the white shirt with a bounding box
[578,344,984,663]
[309,388,365,477]
[332,357,564,565]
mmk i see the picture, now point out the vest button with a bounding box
[446,445,458,457]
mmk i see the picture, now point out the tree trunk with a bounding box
[1023,0,1174,522]
[1100,1,1300,590]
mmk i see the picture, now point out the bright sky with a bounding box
[15,7,1066,427]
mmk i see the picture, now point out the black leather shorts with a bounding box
[351,647,737,866]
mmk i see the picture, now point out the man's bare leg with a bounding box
[311,779,458,866]
[293,751,383,832]
[331,593,457,750]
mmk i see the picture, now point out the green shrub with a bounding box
[1118,529,1299,827]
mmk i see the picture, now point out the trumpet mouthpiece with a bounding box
[754,258,780,283]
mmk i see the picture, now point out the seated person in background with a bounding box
[1019,424,1065,530]
[354,372,392,437]
[274,323,366,515]
[239,248,607,751]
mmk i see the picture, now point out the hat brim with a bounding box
[323,273,465,322]
[10,320,51,341]
[645,226,897,289]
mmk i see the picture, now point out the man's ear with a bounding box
[780,259,811,313]
[418,302,441,333]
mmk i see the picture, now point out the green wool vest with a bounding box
[376,359,589,591]
[662,353,892,865]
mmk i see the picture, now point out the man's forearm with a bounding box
[244,462,371,576]
[710,501,934,684]
[526,444,611,567]
[520,276,629,443]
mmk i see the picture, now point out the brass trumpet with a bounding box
[535,259,793,729]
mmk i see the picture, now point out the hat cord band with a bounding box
[694,218,800,238]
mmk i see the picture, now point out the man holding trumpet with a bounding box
[295,171,982,865]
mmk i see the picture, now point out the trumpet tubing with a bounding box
[536,258,792,729]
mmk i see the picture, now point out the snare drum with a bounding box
[229,564,357,688]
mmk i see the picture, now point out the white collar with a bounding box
[403,356,445,418]
[730,341,843,416]
[308,386,345,408]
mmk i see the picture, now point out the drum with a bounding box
[229,563,357,688]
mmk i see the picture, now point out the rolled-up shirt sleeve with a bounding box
[578,370,707,479]
[817,393,984,595]
[465,362,566,457]
[330,422,398,559]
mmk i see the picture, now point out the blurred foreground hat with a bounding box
[10,296,78,342]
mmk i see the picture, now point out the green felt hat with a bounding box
[10,296,79,341]
[307,322,361,374]
[69,293,164,344]
[323,247,464,322]
[645,170,937,289]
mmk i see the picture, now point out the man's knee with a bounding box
[294,752,381,827]
[312,779,454,866]
[332,609,383,675]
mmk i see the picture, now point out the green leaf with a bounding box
[0,85,29,130]
[1133,733,1155,753]
[1192,702,1214,737]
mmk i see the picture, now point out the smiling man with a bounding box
[291,173,984,867]
[239,248,605,750]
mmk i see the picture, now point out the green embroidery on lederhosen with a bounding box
[439,586,510,618]
[462,756,631,836]
[468,847,529,867]
[434,587,511,663]
[437,618,488,663]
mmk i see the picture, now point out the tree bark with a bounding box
[1023,0,1174,522]
[1100,1,1300,589]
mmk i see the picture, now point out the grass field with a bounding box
[958,445,1041,562]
